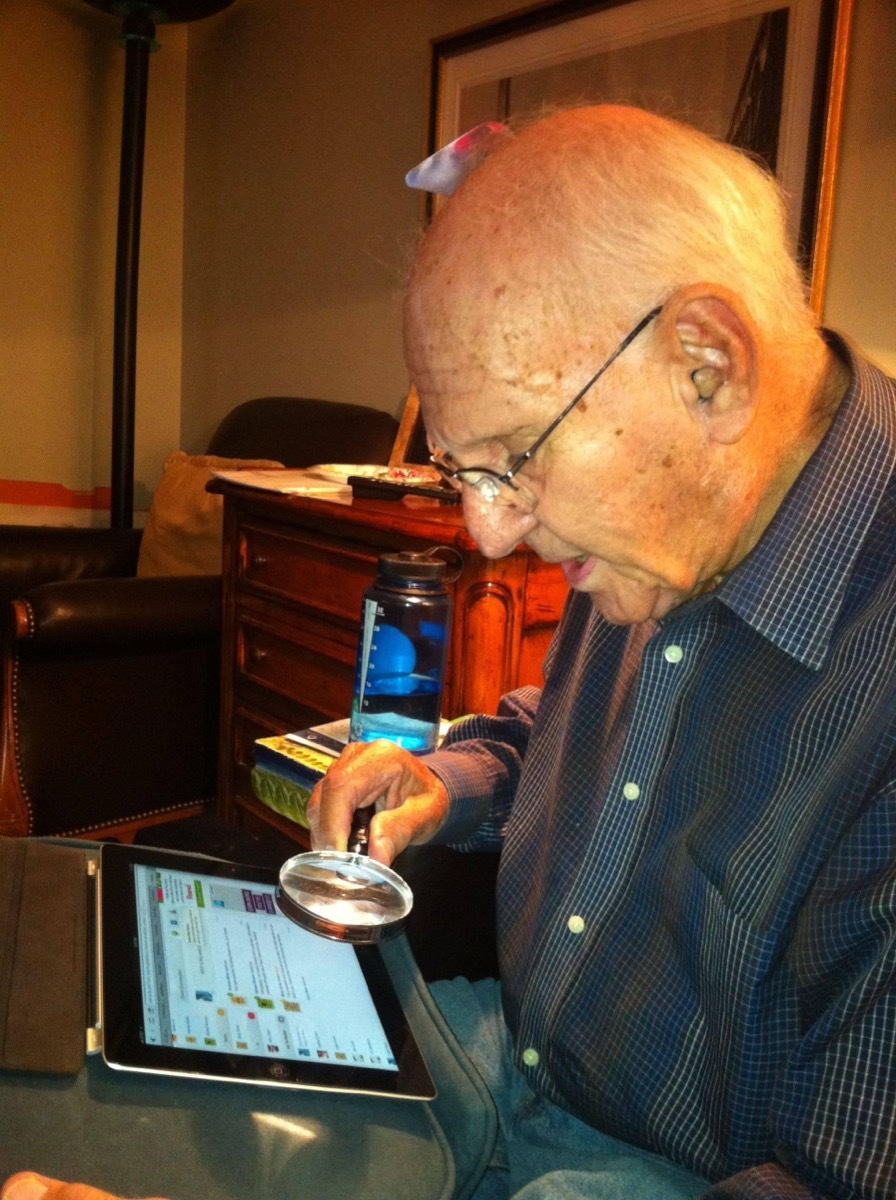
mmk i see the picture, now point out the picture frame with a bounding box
[428,0,853,310]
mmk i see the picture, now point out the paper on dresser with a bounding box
[210,467,353,498]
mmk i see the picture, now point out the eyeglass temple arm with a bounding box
[503,306,662,480]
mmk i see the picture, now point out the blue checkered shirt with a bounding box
[427,338,896,1199]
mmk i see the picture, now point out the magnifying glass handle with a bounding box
[347,806,372,856]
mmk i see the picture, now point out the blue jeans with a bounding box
[429,976,710,1200]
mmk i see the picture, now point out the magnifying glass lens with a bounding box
[277,851,413,944]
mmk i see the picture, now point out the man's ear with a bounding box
[658,285,759,445]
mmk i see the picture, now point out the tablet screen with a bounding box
[99,844,434,1100]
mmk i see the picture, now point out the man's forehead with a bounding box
[417,362,558,455]
[407,271,579,383]
[406,240,601,392]
[410,314,590,407]
[405,202,612,449]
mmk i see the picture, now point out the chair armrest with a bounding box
[11,575,222,647]
[0,526,143,605]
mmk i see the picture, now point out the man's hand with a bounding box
[1,1173,167,1200]
[308,739,450,865]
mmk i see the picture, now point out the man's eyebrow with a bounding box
[432,398,546,453]
[440,432,521,457]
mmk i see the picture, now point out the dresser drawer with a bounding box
[240,521,376,620]
[230,706,280,806]
[233,706,282,773]
[237,616,356,721]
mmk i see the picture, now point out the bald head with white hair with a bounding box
[405,106,848,624]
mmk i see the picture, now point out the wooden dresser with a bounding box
[215,481,568,846]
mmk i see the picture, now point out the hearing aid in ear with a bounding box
[691,366,723,400]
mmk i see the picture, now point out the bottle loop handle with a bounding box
[420,544,464,583]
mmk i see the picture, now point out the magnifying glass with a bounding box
[276,807,413,944]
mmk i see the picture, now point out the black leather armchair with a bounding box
[0,397,399,840]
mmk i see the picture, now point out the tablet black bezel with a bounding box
[98,843,435,1100]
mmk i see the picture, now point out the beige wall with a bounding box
[0,0,186,522]
[180,0,515,454]
[823,0,896,376]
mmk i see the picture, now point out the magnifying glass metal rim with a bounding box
[276,849,413,945]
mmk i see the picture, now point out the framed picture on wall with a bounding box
[428,0,852,308]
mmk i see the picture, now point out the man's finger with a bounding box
[2,1173,168,1200]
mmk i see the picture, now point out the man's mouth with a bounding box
[561,554,594,587]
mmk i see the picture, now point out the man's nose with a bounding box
[461,490,537,558]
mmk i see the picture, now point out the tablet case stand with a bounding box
[0,836,92,1075]
[0,837,497,1200]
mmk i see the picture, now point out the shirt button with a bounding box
[522,1047,540,1067]
[623,781,641,801]
[664,644,684,663]
[567,915,585,935]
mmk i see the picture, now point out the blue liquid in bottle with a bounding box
[350,552,452,753]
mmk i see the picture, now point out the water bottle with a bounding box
[349,549,454,754]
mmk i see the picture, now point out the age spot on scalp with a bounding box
[615,428,624,437]
[662,454,674,468]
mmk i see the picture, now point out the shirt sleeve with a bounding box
[700,781,896,1200]
[422,685,541,851]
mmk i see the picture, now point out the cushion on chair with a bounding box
[136,451,282,578]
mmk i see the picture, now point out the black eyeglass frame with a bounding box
[430,305,662,510]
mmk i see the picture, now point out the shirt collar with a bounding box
[707,334,896,669]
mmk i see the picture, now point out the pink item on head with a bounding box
[405,122,511,196]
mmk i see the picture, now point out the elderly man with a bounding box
[312,106,896,1200]
[5,106,894,1200]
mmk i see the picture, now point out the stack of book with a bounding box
[251,717,460,830]
[250,721,348,829]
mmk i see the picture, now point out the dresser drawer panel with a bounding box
[233,706,283,774]
[231,707,314,850]
[240,523,377,620]
[237,619,355,719]
[230,708,277,816]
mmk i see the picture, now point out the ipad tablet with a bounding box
[97,842,435,1101]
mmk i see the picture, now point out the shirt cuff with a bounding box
[423,747,499,844]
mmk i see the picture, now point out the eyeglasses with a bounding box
[430,306,662,513]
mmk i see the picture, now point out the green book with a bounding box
[251,735,338,829]
[250,764,315,829]
[251,717,467,830]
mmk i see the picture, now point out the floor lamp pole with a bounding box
[83,0,234,530]
[111,10,155,529]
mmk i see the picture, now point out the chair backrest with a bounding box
[205,397,400,468]
[388,387,430,466]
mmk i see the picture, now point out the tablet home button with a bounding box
[268,1062,290,1079]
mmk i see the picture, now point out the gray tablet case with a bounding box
[0,837,497,1200]
[0,836,90,1075]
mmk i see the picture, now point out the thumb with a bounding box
[369,791,447,866]
[2,1174,168,1200]
[0,1177,49,1200]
